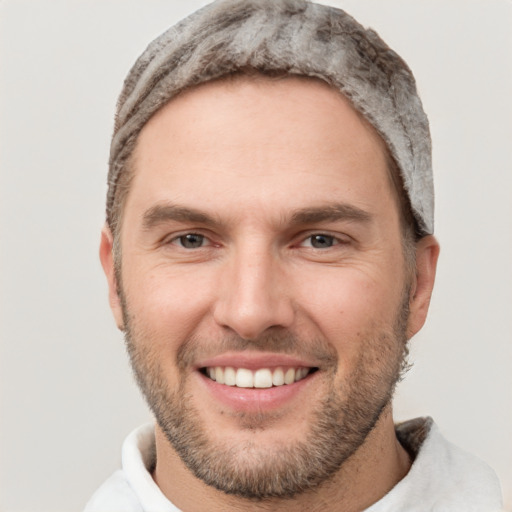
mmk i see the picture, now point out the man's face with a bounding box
[102,77,431,498]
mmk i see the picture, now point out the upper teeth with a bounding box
[205,367,311,388]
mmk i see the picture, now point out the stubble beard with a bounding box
[120,289,411,501]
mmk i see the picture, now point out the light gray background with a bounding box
[1,1,511,510]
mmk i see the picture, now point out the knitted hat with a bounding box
[108,0,434,235]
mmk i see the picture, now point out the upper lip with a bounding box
[195,351,320,371]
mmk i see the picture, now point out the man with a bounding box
[86,0,503,510]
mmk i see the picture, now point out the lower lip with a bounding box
[197,371,318,412]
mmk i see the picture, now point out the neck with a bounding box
[152,405,411,512]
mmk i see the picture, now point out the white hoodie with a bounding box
[84,417,503,512]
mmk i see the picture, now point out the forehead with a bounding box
[126,76,396,226]
[137,74,388,160]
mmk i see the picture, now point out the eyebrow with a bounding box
[142,204,220,231]
[142,202,373,231]
[290,203,372,225]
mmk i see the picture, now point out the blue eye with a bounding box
[308,234,336,248]
[176,233,205,249]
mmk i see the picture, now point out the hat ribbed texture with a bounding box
[108,0,434,235]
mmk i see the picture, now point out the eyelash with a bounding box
[166,232,348,250]
[299,233,342,249]
[168,233,210,249]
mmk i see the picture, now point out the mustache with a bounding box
[176,329,338,371]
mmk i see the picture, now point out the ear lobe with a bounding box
[407,235,440,339]
[99,224,125,331]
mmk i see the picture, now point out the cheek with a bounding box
[294,265,406,345]
[121,259,218,350]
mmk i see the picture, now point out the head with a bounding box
[100,0,439,502]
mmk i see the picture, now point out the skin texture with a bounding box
[100,76,439,511]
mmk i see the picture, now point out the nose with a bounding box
[213,244,295,340]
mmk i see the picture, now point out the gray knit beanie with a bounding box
[108,0,434,235]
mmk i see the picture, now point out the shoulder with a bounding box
[84,423,178,512]
[366,417,503,512]
[416,420,503,509]
[84,469,143,512]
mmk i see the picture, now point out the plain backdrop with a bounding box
[1,1,511,510]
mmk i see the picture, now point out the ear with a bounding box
[99,224,125,331]
[407,235,440,338]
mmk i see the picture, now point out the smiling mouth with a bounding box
[200,366,319,389]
